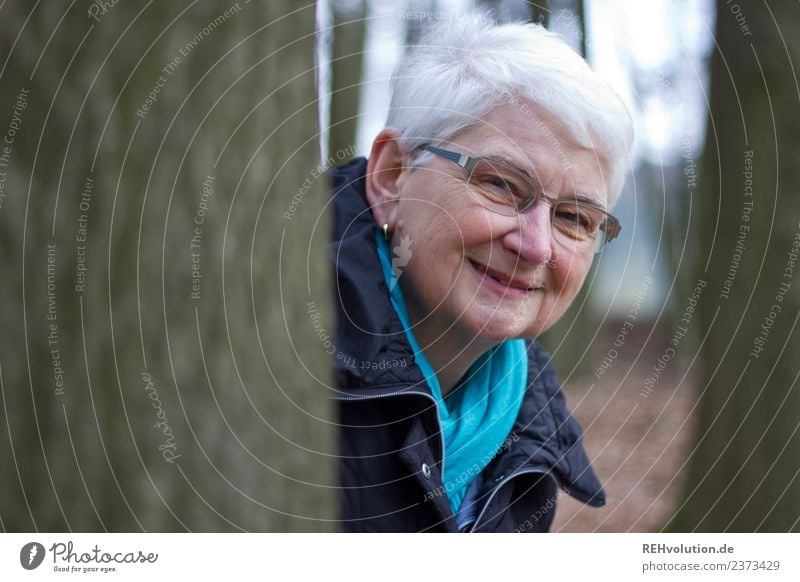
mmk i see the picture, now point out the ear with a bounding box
[365,127,407,227]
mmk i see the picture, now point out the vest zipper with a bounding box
[333,389,447,495]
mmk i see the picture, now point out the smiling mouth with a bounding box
[469,259,539,292]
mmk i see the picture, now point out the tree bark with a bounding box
[0,1,334,532]
[329,0,366,158]
[670,1,800,532]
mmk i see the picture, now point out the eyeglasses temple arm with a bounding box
[422,145,469,168]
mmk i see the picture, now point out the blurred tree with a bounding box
[0,1,334,531]
[404,0,437,49]
[670,1,800,531]
[478,0,542,24]
[574,0,586,57]
[531,0,550,26]
[329,0,366,157]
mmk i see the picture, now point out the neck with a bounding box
[406,303,498,397]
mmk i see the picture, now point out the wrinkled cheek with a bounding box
[555,255,592,290]
[402,260,450,315]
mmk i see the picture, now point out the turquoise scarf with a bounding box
[375,229,527,515]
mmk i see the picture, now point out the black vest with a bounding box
[331,158,604,532]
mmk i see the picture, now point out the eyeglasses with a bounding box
[420,144,621,253]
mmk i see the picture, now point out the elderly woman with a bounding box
[330,14,632,532]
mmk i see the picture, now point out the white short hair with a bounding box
[385,13,634,206]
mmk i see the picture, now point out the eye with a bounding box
[472,172,510,192]
[476,172,529,200]
[466,158,538,213]
[553,204,602,235]
[555,207,587,226]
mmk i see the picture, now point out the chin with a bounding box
[455,307,540,342]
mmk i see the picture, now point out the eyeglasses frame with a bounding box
[419,144,621,252]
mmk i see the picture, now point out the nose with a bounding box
[502,201,553,265]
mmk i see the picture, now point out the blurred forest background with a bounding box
[2,0,800,532]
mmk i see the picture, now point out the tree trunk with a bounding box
[0,1,334,532]
[329,0,366,158]
[531,1,549,26]
[669,1,800,531]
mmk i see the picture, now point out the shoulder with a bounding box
[524,340,565,417]
[518,340,606,506]
[517,340,570,438]
[330,157,368,196]
[524,340,560,395]
[330,157,370,245]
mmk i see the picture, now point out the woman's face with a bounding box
[387,103,611,344]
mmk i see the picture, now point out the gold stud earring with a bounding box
[382,223,389,238]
